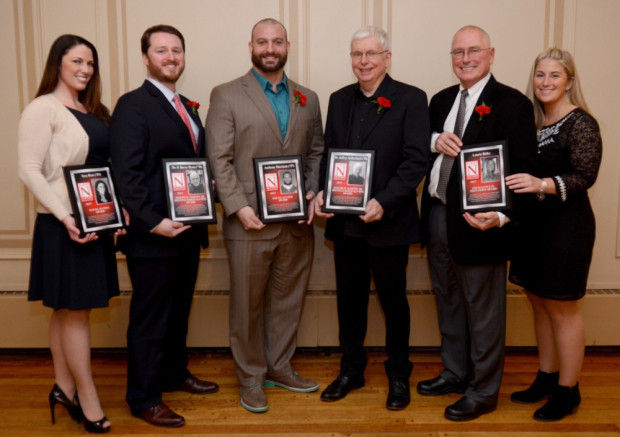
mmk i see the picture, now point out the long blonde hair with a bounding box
[526,47,589,128]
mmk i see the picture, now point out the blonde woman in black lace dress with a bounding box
[506,48,602,421]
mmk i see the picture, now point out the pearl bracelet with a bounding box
[537,179,547,201]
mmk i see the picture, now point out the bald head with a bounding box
[452,25,491,48]
[251,18,288,42]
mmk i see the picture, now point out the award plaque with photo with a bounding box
[63,164,125,234]
[323,149,374,214]
[458,140,511,213]
[162,158,217,224]
[253,155,307,223]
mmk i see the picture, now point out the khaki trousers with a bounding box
[225,225,313,388]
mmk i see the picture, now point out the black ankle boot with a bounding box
[511,370,559,403]
[534,383,581,421]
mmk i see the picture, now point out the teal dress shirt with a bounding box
[252,68,290,139]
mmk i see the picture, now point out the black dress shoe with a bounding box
[133,402,185,428]
[533,383,581,421]
[444,396,496,421]
[417,375,467,396]
[320,375,365,402]
[386,377,410,410]
[511,370,559,403]
[164,375,219,394]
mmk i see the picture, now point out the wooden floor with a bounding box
[0,349,618,436]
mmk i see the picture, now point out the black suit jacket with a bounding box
[321,75,430,246]
[421,75,537,264]
[110,80,208,257]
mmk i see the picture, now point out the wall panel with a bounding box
[571,0,620,285]
[0,0,27,233]
[391,0,546,97]
[1,0,619,347]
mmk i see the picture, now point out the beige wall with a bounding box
[1,0,619,346]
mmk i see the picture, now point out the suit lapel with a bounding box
[360,75,396,144]
[143,81,197,155]
[181,95,205,156]
[241,71,284,144]
[284,80,300,147]
[340,86,356,147]
[462,75,497,144]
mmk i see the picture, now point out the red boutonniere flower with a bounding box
[187,100,200,115]
[372,96,391,114]
[293,90,307,106]
[474,102,491,120]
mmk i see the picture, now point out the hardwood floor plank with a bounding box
[0,350,618,435]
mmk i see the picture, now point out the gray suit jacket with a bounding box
[206,70,324,240]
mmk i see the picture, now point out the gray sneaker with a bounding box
[264,371,320,393]
[240,385,269,413]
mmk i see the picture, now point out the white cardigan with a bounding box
[18,94,90,221]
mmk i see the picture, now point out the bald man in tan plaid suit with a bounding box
[206,18,324,413]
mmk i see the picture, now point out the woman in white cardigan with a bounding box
[18,34,126,433]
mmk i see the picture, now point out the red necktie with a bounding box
[173,95,198,154]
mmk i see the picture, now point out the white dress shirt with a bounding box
[427,73,508,226]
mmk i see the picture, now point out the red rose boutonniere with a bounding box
[293,90,307,106]
[372,96,391,114]
[187,101,200,115]
[474,102,491,120]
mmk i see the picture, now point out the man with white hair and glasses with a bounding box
[314,26,430,410]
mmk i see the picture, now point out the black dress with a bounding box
[28,108,120,310]
[509,108,602,300]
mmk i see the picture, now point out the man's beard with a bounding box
[251,51,287,73]
[146,61,184,84]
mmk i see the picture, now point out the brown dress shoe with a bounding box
[167,375,219,394]
[134,402,185,427]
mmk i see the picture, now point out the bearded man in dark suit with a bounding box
[110,24,217,428]
[417,25,537,421]
[314,26,430,410]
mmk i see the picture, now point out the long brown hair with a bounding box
[526,47,590,129]
[36,34,110,124]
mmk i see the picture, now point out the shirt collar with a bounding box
[251,68,288,93]
[356,74,389,100]
[146,77,178,103]
[459,72,492,96]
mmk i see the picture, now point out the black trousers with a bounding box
[125,245,200,412]
[333,237,412,379]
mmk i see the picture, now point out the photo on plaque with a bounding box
[253,155,307,223]
[458,140,511,213]
[63,164,125,234]
[162,158,216,224]
[323,149,374,214]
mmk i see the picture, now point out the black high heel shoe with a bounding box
[49,384,83,424]
[83,415,111,433]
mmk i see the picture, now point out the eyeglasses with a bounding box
[450,47,492,59]
[350,50,388,61]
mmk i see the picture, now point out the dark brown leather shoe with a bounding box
[166,376,219,394]
[133,402,185,428]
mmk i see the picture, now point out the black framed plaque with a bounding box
[63,164,125,234]
[253,155,307,223]
[162,158,216,224]
[323,149,374,214]
[458,140,511,213]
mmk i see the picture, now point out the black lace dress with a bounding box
[509,108,602,300]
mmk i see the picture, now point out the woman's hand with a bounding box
[506,173,542,194]
[62,215,98,244]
